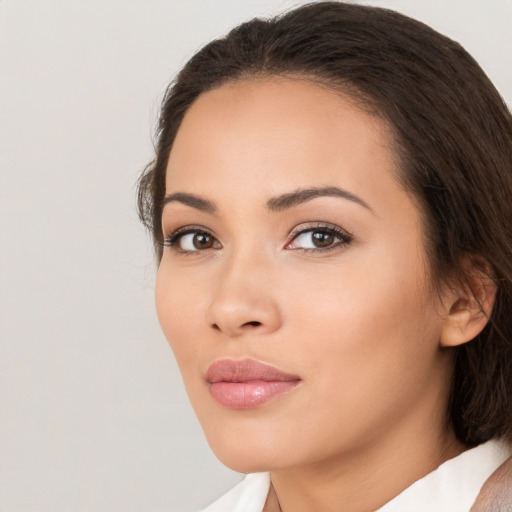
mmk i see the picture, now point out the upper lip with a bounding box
[205,358,301,383]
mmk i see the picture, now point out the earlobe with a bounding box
[439,262,498,348]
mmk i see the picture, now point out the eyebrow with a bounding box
[161,186,372,215]
[162,192,217,214]
[266,186,372,212]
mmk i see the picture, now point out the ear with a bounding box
[440,257,498,348]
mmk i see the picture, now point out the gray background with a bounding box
[1,0,511,510]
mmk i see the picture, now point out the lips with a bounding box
[205,359,301,409]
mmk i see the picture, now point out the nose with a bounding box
[206,254,282,338]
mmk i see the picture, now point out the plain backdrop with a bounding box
[1,1,511,510]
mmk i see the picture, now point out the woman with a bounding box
[138,2,512,511]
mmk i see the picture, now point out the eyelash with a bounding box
[162,223,353,255]
[162,226,219,254]
[288,223,352,252]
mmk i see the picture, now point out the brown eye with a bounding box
[286,225,352,251]
[311,230,335,248]
[191,232,214,250]
[164,229,221,252]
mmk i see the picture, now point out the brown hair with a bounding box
[138,2,512,446]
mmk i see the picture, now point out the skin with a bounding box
[155,77,480,511]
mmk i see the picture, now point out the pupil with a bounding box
[313,231,334,247]
[193,233,212,249]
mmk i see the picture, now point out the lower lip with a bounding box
[209,380,300,409]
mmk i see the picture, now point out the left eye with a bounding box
[287,226,351,250]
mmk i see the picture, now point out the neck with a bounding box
[264,415,467,512]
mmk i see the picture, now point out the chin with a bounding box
[210,444,281,474]
[200,418,296,474]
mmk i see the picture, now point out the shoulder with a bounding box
[470,451,512,512]
[198,472,271,512]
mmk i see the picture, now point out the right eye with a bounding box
[163,228,222,253]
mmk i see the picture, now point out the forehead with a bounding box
[165,77,402,211]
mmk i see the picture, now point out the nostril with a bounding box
[244,321,262,327]
[210,320,261,333]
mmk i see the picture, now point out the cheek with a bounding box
[284,248,442,392]
[155,264,204,369]
[273,260,443,448]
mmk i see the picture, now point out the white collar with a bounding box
[200,438,511,512]
[376,438,510,512]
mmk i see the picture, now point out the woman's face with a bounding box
[156,78,454,473]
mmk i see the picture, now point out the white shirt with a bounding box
[199,439,510,512]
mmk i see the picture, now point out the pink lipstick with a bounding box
[206,359,301,409]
